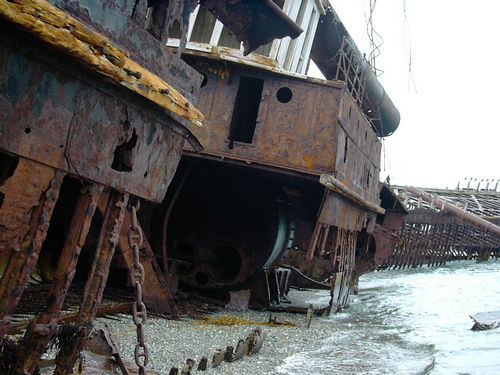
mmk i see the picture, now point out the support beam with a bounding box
[54,191,128,375]
[0,163,63,340]
[11,183,103,375]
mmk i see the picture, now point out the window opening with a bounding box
[218,27,241,49]
[296,8,317,73]
[168,20,181,39]
[284,0,308,70]
[189,6,216,43]
[228,76,264,146]
[254,42,273,56]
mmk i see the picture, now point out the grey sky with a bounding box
[319,1,500,189]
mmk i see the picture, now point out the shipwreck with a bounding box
[0,0,402,373]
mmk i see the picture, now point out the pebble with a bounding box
[95,309,333,374]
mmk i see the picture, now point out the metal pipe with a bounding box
[407,186,500,236]
[310,4,400,137]
[162,166,191,279]
[320,174,385,214]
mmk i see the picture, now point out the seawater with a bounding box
[278,260,500,375]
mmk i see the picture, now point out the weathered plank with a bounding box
[0,0,204,127]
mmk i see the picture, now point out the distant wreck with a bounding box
[382,185,500,269]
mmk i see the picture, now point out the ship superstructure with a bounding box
[156,0,403,310]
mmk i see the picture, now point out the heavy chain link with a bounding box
[127,198,149,375]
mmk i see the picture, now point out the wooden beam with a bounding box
[0,0,204,127]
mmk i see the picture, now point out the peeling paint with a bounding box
[33,73,58,117]
[5,51,31,104]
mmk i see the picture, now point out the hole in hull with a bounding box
[0,152,19,210]
[161,159,294,290]
[111,127,137,172]
[208,245,242,281]
[228,76,264,144]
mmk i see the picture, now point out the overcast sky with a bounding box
[319,0,500,189]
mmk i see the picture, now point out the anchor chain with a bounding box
[127,198,149,375]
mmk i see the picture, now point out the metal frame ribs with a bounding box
[383,186,500,269]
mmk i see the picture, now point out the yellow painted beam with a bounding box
[0,0,204,127]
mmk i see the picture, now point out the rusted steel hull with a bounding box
[278,183,406,305]
[0,0,207,373]
[157,52,395,311]
[0,0,312,371]
[160,158,295,291]
[0,37,186,202]
[182,56,381,186]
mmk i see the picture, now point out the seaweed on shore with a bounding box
[195,315,298,327]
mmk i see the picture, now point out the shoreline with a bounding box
[96,308,334,374]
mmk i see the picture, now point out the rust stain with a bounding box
[0,166,63,339]
[208,66,230,86]
[0,158,55,254]
[0,0,204,127]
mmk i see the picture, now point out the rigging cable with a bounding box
[402,0,417,92]
[366,0,384,76]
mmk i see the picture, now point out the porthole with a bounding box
[276,87,292,103]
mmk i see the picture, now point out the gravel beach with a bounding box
[96,308,334,374]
